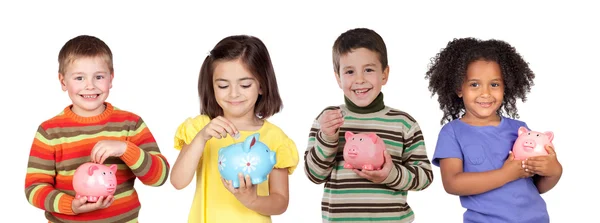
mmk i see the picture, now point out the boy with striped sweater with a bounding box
[24,35,170,223]
[304,28,433,223]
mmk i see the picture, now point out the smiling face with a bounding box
[59,56,113,117]
[212,59,262,120]
[335,48,389,107]
[458,60,504,124]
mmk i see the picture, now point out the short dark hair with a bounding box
[198,35,283,119]
[58,35,113,74]
[332,28,388,74]
[425,37,536,125]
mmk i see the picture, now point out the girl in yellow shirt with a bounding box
[170,35,299,223]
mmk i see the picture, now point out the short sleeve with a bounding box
[174,115,210,150]
[273,136,299,175]
[432,123,463,167]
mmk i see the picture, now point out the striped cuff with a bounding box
[119,141,142,167]
[381,164,401,185]
[58,193,76,215]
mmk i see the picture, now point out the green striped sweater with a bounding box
[304,105,433,223]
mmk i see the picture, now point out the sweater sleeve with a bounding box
[303,107,340,184]
[24,126,76,215]
[381,122,434,191]
[119,118,170,187]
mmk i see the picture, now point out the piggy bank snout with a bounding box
[346,146,359,156]
[522,139,536,149]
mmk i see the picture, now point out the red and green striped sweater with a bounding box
[24,103,170,223]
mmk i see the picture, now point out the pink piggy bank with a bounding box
[72,162,117,202]
[343,131,386,170]
[512,126,554,160]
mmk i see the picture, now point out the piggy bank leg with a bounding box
[362,164,374,171]
[87,196,99,202]
[251,176,267,185]
[343,163,354,169]
[75,194,98,202]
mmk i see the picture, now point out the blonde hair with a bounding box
[58,35,113,75]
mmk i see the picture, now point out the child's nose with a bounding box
[85,79,96,89]
[354,73,366,83]
[230,86,240,97]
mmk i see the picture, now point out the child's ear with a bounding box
[381,65,390,85]
[456,89,463,98]
[109,73,114,89]
[335,72,342,89]
[58,73,67,91]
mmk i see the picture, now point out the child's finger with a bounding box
[216,116,238,135]
[99,151,111,164]
[244,175,252,188]
[237,173,246,189]
[208,129,222,139]
[209,122,229,138]
[544,144,556,155]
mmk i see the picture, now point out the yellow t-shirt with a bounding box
[174,115,299,223]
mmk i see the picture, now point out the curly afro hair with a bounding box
[425,38,535,125]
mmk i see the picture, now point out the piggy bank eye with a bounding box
[352,137,355,140]
[266,149,269,152]
[536,134,540,136]
[359,138,363,141]
[109,171,113,175]
[527,132,530,135]
[102,172,106,175]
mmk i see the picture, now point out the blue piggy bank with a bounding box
[218,133,277,188]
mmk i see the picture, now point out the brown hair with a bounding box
[332,28,388,74]
[58,35,113,75]
[198,35,283,119]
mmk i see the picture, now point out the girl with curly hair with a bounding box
[426,38,562,223]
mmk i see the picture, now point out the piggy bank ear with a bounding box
[345,131,354,140]
[544,131,554,142]
[517,126,528,136]
[88,165,99,176]
[109,164,117,173]
[243,133,258,152]
[366,133,379,143]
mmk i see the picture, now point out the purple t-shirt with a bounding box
[432,117,549,223]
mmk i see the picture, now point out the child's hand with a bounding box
[90,140,127,164]
[502,151,533,180]
[221,173,258,207]
[71,195,114,214]
[197,116,239,142]
[352,150,394,183]
[523,145,562,177]
[318,109,344,141]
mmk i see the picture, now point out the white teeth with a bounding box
[82,95,98,98]
[354,89,368,93]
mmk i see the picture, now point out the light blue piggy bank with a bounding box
[218,133,277,188]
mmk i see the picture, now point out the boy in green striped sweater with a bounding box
[303,28,433,223]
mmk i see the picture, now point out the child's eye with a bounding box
[365,68,375,72]
[241,84,251,88]
[491,83,500,87]
[345,70,354,75]
[96,75,104,80]
[217,85,228,89]
[470,83,479,87]
[74,77,83,81]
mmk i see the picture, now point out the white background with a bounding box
[1,0,597,222]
